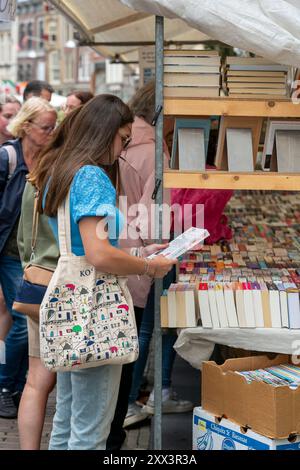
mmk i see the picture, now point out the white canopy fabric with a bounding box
[50,0,209,58]
[121,0,300,66]
[50,0,300,65]
[174,327,300,369]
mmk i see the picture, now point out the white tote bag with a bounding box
[40,193,139,372]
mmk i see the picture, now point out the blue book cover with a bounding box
[171,117,213,169]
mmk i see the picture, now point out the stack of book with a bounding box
[224,57,289,99]
[236,363,300,387]
[160,284,199,328]
[164,49,221,98]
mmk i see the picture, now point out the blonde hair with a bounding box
[7,97,56,138]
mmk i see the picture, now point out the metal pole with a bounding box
[153,15,164,451]
[79,40,221,47]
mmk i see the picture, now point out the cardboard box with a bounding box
[202,354,300,438]
[193,407,300,450]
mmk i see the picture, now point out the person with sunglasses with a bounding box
[0,97,56,419]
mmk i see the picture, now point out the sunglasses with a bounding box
[29,121,56,134]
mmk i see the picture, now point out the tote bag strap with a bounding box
[57,191,72,256]
[30,189,40,261]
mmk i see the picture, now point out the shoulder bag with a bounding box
[39,192,139,372]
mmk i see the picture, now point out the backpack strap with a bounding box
[5,145,17,179]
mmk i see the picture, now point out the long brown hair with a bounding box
[32,94,133,217]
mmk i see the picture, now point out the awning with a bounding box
[49,0,210,59]
[50,0,300,66]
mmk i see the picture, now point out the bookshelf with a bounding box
[164,97,300,118]
[164,98,300,191]
[164,170,300,190]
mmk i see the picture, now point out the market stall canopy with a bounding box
[0,0,16,22]
[122,0,300,67]
[49,0,210,59]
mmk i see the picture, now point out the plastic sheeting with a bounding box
[173,328,300,369]
[122,0,300,66]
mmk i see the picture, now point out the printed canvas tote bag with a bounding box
[40,192,139,372]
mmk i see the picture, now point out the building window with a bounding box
[64,22,73,43]
[38,19,44,50]
[19,23,26,50]
[0,36,4,64]
[25,63,32,81]
[78,51,91,82]
[49,51,60,83]
[18,64,24,81]
[4,32,10,64]
[65,51,74,81]
[27,23,33,50]
[7,33,11,63]
[48,20,57,45]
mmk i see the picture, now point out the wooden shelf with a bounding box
[164,97,300,118]
[164,170,300,191]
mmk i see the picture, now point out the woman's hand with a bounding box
[148,256,177,279]
[141,243,169,258]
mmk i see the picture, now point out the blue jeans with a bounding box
[49,365,122,450]
[129,268,177,403]
[0,256,28,392]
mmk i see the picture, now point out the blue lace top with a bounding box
[48,165,124,256]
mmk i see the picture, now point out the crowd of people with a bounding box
[0,79,233,450]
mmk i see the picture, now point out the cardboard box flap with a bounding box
[202,362,225,416]
[214,354,290,373]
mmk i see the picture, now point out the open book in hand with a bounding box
[147,227,210,260]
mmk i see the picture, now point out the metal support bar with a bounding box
[79,39,221,47]
[153,15,164,451]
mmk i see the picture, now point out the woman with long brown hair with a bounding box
[17,108,83,449]
[31,93,176,450]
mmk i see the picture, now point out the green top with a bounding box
[17,182,59,270]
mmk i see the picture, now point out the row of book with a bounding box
[161,280,300,329]
[236,363,300,388]
[180,251,300,271]
[164,50,291,99]
[223,56,290,99]
[171,115,300,173]
[164,49,221,98]
[179,245,300,273]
